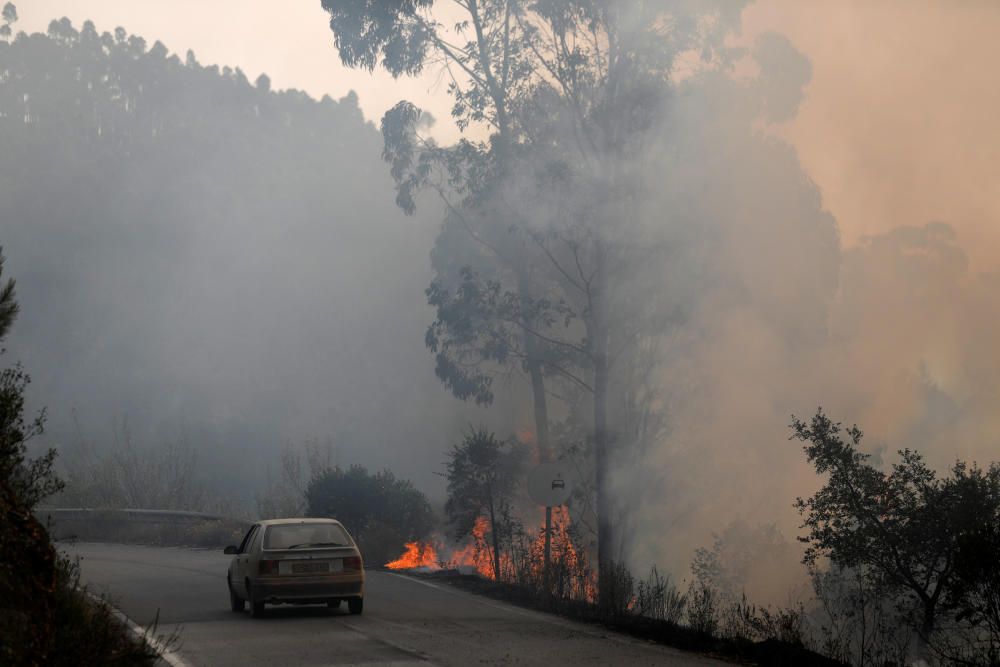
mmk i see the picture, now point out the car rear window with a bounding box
[263,523,352,550]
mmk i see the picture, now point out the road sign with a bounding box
[527,462,572,507]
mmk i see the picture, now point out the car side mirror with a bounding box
[223,545,238,555]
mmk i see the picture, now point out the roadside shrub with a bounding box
[0,363,61,507]
[443,428,525,582]
[306,464,434,566]
[49,555,162,667]
[56,421,219,512]
[635,566,687,624]
[934,521,1000,665]
[719,593,806,646]
[598,561,635,619]
[0,480,56,665]
[687,582,720,636]
[808,564,912,666]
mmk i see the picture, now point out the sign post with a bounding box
[527,463,572,593]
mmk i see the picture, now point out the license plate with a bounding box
[279,559,343,575]
[292,561,328,574]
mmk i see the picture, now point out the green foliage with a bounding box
[792,408,1000,639]
[952,521,1000,627]
[322,0,434,77]
[0,249,60,509]
[0,363,59,508]
[306,464,434,566]
[424,266,574,406]
[0,3,16,40]
[0,248,16,341]
[444,428,523,539]
[0,478,56,664]
[444,427,526,580]
[936,508,1000,664]
[424,268,507,405]
[320,2,752,587]
[1,460,157,665]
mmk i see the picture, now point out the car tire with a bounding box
[228,577,244,612]
[348,597,363,615]
[326,600,341,610]
[247,581,265,618]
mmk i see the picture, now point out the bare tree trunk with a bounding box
[487,490,501,581]
[526,353,551,462]
[591,243,613,601]
[517,273,551,463]
[594,347,611,577]
[919,600,936,650]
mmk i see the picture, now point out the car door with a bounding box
[233,524,259,596]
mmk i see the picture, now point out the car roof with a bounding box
[256,517,345,527]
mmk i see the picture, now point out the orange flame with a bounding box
[447,516,497,578]
[383,508,595,601]
[530,507,578,570]
[385,541,440,570]
[529,506,597,601]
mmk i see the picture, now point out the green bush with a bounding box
[0,480,56,665]
[306,464,434,566]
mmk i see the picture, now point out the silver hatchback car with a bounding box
[225,518,365,617]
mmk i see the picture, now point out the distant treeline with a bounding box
[0,17,462,492]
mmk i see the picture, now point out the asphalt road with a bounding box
[62,542,727,667]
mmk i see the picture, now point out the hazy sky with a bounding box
[18,0,1000,269]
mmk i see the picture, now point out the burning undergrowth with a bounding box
[384,428,596,601]
[385,508,594,601]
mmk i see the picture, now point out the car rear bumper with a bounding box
[251,574,364,603]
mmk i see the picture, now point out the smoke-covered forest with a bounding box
[0,15,494,496]
[2,2,1000,665]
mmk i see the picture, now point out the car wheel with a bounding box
[326,599,341,609]
[228,577,244,612]
[348,597,363,615]
[247,581,265,618]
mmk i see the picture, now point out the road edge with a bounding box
[86,592,191,667]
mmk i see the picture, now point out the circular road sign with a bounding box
[527,462,572,507]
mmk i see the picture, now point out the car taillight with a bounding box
[259,559,279,575]
[344,556,362,571]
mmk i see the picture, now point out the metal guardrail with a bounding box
[36,507,248,525]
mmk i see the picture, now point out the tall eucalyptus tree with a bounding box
[320,0,747,597]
